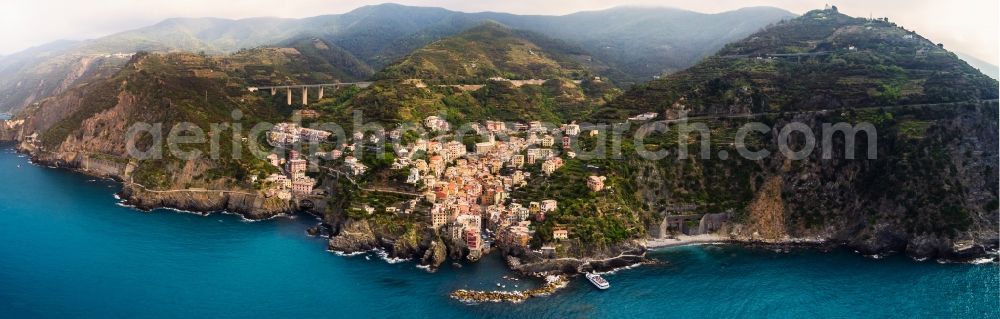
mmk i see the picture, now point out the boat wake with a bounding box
[592,262,644,275]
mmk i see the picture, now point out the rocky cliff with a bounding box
[4,52,300,220]
[0,119,21,141]
[630,102,999,261]
[326,218,450,269]
[610,8,999,261]
[119,185,291,220]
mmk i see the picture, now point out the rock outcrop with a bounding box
[119,184,291,220]
[327,219,381,254]
[326,218,454,269]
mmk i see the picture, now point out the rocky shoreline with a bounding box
[8,141,296,221]
[117,184,293,221]
[3,142,995,290]
[450,275,568,303]
[647,234,999,264]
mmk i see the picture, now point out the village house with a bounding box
[266,153,281,167]
[485,120,507,133]
[406,168,421,184]
[391,156,411,170]
[587,175,607,192]
[430,204,449,229]
[562,123,580,136]
[268,123,332,146]
[475,140,495,154]
[510,154,525,168]
[529,201,541,213]
[291,177,316,195]
[413,159,428,173]
[343,156,368,176]
[553,228,569,240]
[265,173,291,189]
[445,141,466,159]
[541,135,555,147]
[456,213,482,232]
[500,220,534,248]
[429,155,445,175]
[424,116,450,132]
[511,170,527,186]
[525,148,546,164]
[465,228,482,250]
[540,199,558,212]
[541,157,564,175]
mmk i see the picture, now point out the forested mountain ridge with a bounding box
[377,22,600,82]
[607,8,998,119]
[309,23,619,125]
[0,4,794,112]
[591,8,999,261]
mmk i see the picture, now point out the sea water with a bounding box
[0,144,995,318]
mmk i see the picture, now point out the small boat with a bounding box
[586,273,610,290]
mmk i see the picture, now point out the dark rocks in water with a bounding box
[327,219,379,254]
[307,224,334,237]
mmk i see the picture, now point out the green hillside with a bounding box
[32,48,346,190]
[378,23,597,83]
[302,23,620,126]
[608,8,999,119]
[579,8,1000,257]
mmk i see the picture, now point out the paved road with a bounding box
[656,99,999,124]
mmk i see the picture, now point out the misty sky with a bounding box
[1,0,996,64]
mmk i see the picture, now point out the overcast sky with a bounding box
[1,0,996,64]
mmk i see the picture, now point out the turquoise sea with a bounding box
[0,143,996,318]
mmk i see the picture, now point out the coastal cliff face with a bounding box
[617,9,999,261]
[119,185,291,220]
[631,104,999,260]
[326,218,450,268]
[0,119,21,141]
[17,140,292,220]
[4,52,299,220]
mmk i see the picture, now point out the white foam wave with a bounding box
[328,249,366,257]
[374,249,409,264]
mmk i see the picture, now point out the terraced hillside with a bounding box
[608,8,998,119]
[313,23,620,125]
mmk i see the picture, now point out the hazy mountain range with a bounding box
[956,52,1000,80]
[0,4,796,112]
[1,3,994,114]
